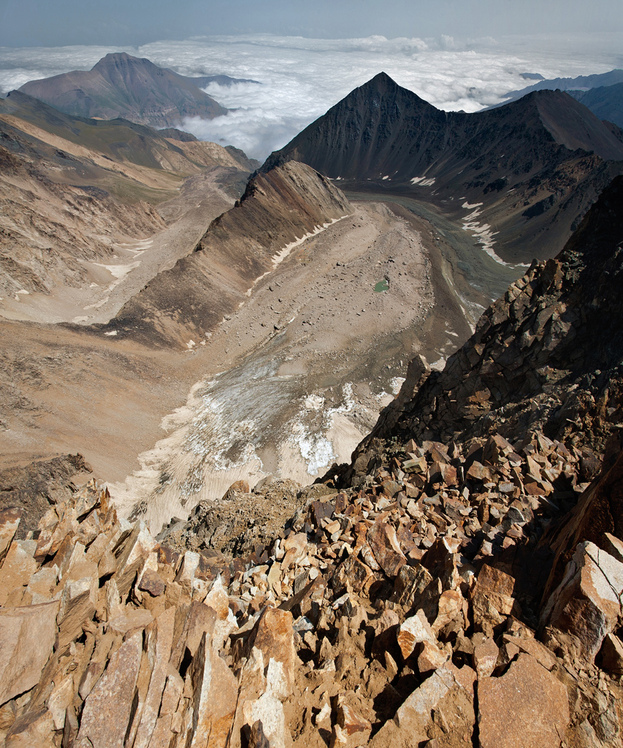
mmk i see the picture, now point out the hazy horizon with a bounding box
[1,29,621,160]
[1,0,622,47]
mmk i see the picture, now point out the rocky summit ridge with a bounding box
[110,160,352,347]
[1,181,623,744]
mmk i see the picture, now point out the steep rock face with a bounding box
[18,52,227,128]
[112,161,352,347]
[350,175,623,458]
[263,72,623,261]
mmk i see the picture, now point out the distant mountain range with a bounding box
[499,68,623,130]
[17,53,256,129]
[263,72,623,262]
[501,68,623,104]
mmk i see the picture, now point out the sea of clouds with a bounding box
[1,32,621,160]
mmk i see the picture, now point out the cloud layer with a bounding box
[1,33,622,160]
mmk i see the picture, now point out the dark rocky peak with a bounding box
[262,72,447,181]
[354,72,438,111]
[528,88,623,161]
[263,74,623,261]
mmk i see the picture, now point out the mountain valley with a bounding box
[0,75,526,520]
[1,58,623,747]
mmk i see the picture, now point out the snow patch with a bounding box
[428,357,447,371]
[304,394,325,411]
[390,376,406,395]
[461,202,529,269]
[93,260,141,280]
[411,176,436,187]
[289,382,357,477]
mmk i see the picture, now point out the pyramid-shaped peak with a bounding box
[355,72,438,109]
[369,71,397,85]
[358,71,402,94]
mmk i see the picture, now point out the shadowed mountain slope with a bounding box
[18,52,228,129]
[263,72,623,262]
[570,82,623,130]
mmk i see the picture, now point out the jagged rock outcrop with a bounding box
[0,454,92,538]
[2,414,622,745]
[112,161,352,347]
[18,52,227,128]
[263,72,623,262]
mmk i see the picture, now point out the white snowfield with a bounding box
[411,176,436,187]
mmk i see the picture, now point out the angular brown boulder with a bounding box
[0,508,22,564]
[370,662,475,747]
[471,564,516,637]
[0,601,59,706]
[367,519,407,577]
[478,653,569,747]
[541,541,623,660]
[246,607,296,699]
[187,631,239,748]
[541,449,623,603]
[76,629,143,747]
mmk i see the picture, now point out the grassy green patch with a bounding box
[374,279,389,292]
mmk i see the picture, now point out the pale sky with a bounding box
[0,0,621,47]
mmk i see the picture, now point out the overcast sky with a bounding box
[1,0,622,47]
